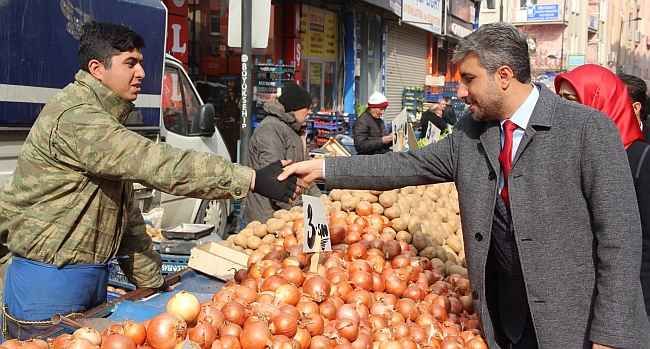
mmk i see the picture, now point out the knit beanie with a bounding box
[278,82,312,112]
[368,92,388,108]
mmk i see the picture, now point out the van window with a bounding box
[162,65,202,136]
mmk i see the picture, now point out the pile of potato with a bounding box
[220,183,467,277]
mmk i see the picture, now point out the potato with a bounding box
[412,231,429,251]
[408,245,418,256]
[261,234,276,245]
[266,218,287,234]
[396,231,412,244]
[232,245,245,252]
[369,190,384,196]
[445,252,458,264]
[253,224,268,238]
[226,234,236,243]
[245,249,254,255]
[384,205,401,220]
[433,246,448,262]
[360,192,379,203]
[246,236,262,250]
[233,234,247,248]
[245,221,262,229]
[372,203,384,215]
[240,228,254,238]
[447,265,468,278]
[379,192,396,208]
[341,196,360,212]
[445,235,463,253]
[407,216,421,234]
[329,189,344,201]
[430,257,446,272]
[392,218,408,232]
[274,209,291,219]
[332,201,342,211]
[419,247,437,260]
[219,240,232,247]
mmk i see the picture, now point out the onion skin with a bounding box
[146,312,188,349]
[100,334,137,349]
[167,291,201,324]
[239,321,272,349]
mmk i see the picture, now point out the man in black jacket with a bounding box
[440,97,457,125]
[353,92,393,155]
[419,103,446,138]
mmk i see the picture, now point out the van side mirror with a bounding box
[198,104,216,137]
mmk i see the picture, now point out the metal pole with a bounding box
[616,13,625,75]
[239,0,252,167]
[560,0,566,73]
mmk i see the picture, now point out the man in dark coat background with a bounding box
[353,92,393,155]
[419,102,446,138]
[440,96,457,125]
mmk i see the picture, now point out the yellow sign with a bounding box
[308,8,325,57]
[301,5,309,53]
[324,13,337,59]
[310,63,321,84]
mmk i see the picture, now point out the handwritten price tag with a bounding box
[424,121,440,146]
[302,195,332,253]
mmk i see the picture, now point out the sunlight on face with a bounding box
[557,81,579,103]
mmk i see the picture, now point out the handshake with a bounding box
[251,159,324,204]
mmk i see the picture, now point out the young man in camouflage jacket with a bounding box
[0,21,298,339]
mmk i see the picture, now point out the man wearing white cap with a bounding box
[353,92,393,155]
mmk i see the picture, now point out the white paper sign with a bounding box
[424,121,441,146]
[302,195,332,253]
[392,108,408,152]
[227,0,272,48]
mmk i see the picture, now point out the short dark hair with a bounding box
[618,74,647,120]
[443,96,452,103]
[78,21,145,72]
[452,22,531,84]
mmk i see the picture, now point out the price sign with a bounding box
[392,108,409,152]
[302,195,332,253]
[424,121,441,146]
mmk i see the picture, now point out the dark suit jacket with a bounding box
[442,105,456,125]
[642,118,650,142]
[325,84,650,348]
[420,110,446,133]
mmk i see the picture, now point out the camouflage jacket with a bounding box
[0,70,253,288]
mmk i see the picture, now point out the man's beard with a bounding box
[469,81,505,122]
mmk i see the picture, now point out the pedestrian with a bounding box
[618,73,650,141]
[555,64,650,325]
[440,96,457,125]
[419,103,446,138]
[281,22,650,348]
[0,21,299,339]
[353,92,393,155]
[246,82,322,223]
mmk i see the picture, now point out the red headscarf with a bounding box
[555,64,645,148]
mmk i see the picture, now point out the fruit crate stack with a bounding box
[309,112,346,150]
[252,59,295,129]
[403,87,424,123]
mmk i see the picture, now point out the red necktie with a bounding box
[498,120,517,209]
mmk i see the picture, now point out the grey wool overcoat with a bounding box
[325,84,650,348]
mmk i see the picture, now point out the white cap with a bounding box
[368,92,388,108]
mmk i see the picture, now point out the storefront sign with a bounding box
[450,23,472,38]
[167,15,188,63]
[162,0,187,17]
[389,0,402,17]
[526,4,560,21]
[401,0,442,34]
[568,55,585,67]
[450,0,474,24]
[324,13,337,59]
[308,8,325,57]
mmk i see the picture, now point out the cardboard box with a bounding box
[188,242,248,281]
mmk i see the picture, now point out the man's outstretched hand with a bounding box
[278,159,324,186]
[252,160,300,204]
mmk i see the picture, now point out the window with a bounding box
[210,10,220,35]
[520,0,537,9]
[485,0,495,10]
[162,65,202,136]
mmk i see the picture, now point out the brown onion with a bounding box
[270,312,299,337]
[100,335,137,349]
[240,321,272,349]
[146,312,187,349]
[122,320,147,346]
[189,320,218,349]
[302,276,331,303]
[73,326,102,346]
[221,301,247,326]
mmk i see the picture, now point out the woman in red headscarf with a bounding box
[555,64,650,322]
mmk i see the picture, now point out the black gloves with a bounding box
[157,280,171,292]
[253,160,298,203]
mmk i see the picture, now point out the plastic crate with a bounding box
[106,290,122,302]
[424,92,440,103]
[108,254,190,290]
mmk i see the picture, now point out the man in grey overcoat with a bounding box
[280,22,650,348]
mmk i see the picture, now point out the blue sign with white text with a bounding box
[527,4,560,21]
